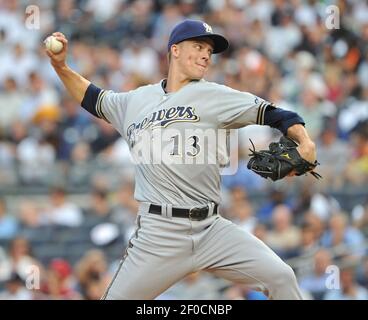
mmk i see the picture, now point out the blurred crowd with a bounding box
[0,0,368,300]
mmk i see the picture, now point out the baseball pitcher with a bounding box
[46,20,320,300]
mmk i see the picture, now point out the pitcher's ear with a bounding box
[171,44,180,58]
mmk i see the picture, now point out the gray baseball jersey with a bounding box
[96,79,267,206]
[98,79,303,300]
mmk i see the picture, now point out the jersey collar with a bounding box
[161,79,168,93]
[160,78,202,94]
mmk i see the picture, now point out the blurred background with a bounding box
[0,0,368,300]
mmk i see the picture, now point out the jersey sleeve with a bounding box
[214,84,270,129]
[96,89,130,129]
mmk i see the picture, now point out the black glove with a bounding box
[247,136,322,181]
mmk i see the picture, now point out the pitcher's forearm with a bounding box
[287,123,316,163]
[53,64,90,104]
[287,123,312,145]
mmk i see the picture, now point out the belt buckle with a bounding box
[189,206,208,221]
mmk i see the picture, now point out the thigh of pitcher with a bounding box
[103,249,193,299]
[102,214,194,299]
[196,217,290,290]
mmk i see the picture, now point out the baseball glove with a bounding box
[247,136,322,181]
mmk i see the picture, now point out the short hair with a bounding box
[167,51,171,64]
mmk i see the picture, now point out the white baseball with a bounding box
[45,36,64,54]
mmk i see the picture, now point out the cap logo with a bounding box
[203,23,213,33]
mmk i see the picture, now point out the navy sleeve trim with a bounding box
[81,83,101,118]
[264,105,305,135]
[81,84,110,123]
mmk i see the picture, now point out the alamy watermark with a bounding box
[325,265,340,290]
[325,5,340,30]
[24,4,340,31]
[25,5,40,30]
[25,265,40,290]
[128,128,239,175]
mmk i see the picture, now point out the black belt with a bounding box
[149,204,218,221]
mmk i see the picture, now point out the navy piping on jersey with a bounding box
[160,78,200,94]
[256,101,268,125]
[161,79,167,93]
[100,215,142,300]
[96,90,110,122]
[81,83,110,122]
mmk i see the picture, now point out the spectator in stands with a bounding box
[324,263,368,300]
[222,186,247,219]
[256,189,292,225]
[291,222,322,277]
[90,119,120,155]
[39,186,83,227]
[19,71,59,123]
[82,278,107,300]
[39,258,81,300]
[74,249,111,299]
[294,222,320,259]
[0,132,17,186]
[0,197,18,240]
[291,184,313,225]
[295,83,334,141]
[303,210,326,242]
[120,36,160,79]
[83,188,114,228]
[0,43,39,88]
[0,237,43,282]
[6,119,28,147]
[152,1,184,52]
[0,77,25,131]
[16,123,57,186]
[85,188,124,250]
[308,192,341,223]
[352,198,368,237]
[17,200,42,229]
[265,6,302,62]
[67,142,93,187]
[228,195,257,234]
[265,204,301,259]
[57,95,94,161]
[344,121,368,187]
[0,272,33,300]
[299,249,333,300]
[228,185,248,205]
[316,123,350,189]
[321,212,365,259]
[112,181,139,238]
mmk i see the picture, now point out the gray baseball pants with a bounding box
[102,202,303,300]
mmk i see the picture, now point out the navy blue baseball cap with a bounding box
[168,20,229,54]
